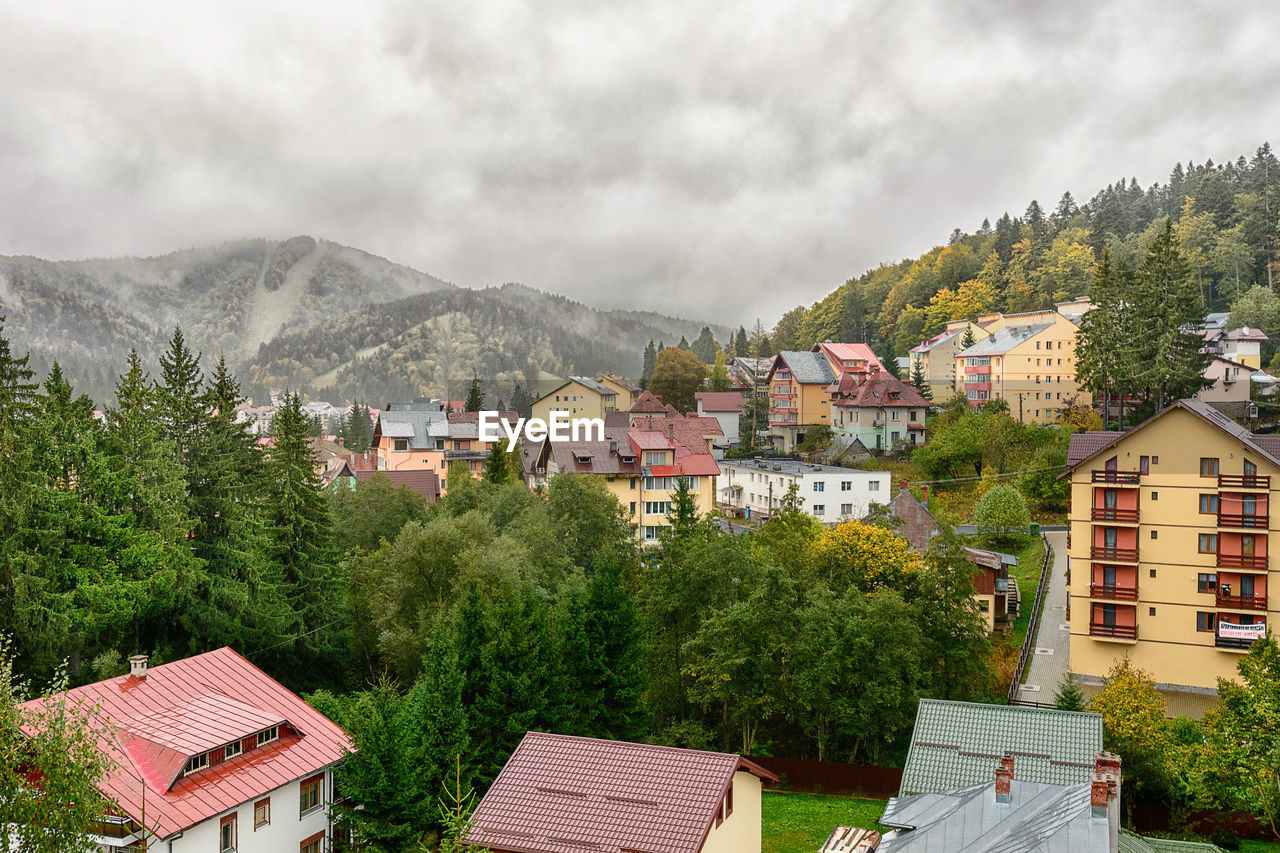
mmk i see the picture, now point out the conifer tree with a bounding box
[510,382,534,420]
[483,439,515,485]
[733,326,750,358]
[155,328,204,462]
[1131,219,1211,407]
[960,327,976,349]
[910,357,932,402]
[464,375,485,412]
[709,350,732,392]
[584,545,648,740]
[402,622,472,829]
[692,326,718,363]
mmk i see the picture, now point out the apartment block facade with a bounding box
[1065,400,1278,709]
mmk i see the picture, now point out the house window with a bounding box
[435,439,445,451]
[1199,534,1219,553]
[1198,573,1217,593]
[1152,456,1158,464]
[891,410,899,421]
[630,477,637,489]
[219,814,236,852]
[841,481,851,491]
[629,502,636,514]
[841,503,853,515]
[1150,530,1158,539]
[1200,494,1219,514]
[254,798,270,830]
[184,753,209,776]
[979,600,990,612]
[300,774,323,816]
[1140,456,1149,474]
[813,504,825,516]
[1246,459,1258,476]
[643,452,666,465]
[868,481,880,492]
[393,438,408,452]
[300,833,325,853]
[644,501,672,515]
[1201,458,1220,476]
[257,726,278,747]
[1197,612,1217,632]
[224,740,242,759]
[814,482,824,492]
[643,525,663,540]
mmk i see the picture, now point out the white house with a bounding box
[718,457,891,522]
[16,648,350,853]
[695,391,744,450]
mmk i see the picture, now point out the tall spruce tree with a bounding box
[1075,249,1135,426]
[909,357,932,402]
[960,327,976,349]
[155,328,204,463]
[464,376,485,412]
[692,326,718,363]
[640,340,657,389]
[510,382,534,419]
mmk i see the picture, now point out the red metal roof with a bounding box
[647,464,682,477]
[18,647,350,840]
[629,390,671,414]
[465,732,777,853]
[353,468,441,501]
[694,391,744,413]
[629,430,672,451]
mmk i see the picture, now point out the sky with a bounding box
[0,1,1277,327]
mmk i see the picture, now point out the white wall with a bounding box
[700,771,764,853]
[163,768,333,853]
[720,464,890,522]
[696,404,740,443]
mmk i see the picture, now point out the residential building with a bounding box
[299,400,343,433]
[1197,355,1253,411]
[463,732,778,853]
[729,356,775,392]
[630,414,724,455]
[695,391,744,447]
[445,410,520,478]
[767,350,836,452]
[1064,399,1280,716]
[523,421,720,544]
[352,468,441,502]
[628,388,680,419]
[909,320,989,403]
[16,648,348,852]
[1203,325,1268,369]
[811,341,886,376]
[827,367,929,451]
[370,401,450,474]
[597,373,639,410]
[234,402,277,436]
[965,546,1015,632]
[531,376,618,422]
[717,457,889,522]
[899,699,1103,796]
[890,484,939,553]
[954,308,1089,423]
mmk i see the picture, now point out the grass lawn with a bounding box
[1241,842,1280,852]
[1005,535,1048,651]
[762,791,888,853]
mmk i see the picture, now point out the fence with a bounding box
[1007,533,1053,702]
[753,756,904,800]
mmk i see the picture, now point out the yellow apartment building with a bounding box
[1065,400,1279,715]
[955,309,1089,423]
[909,320,988,403]
[596,374,639,410]
[531,376,618,423]
[767,350,836,452]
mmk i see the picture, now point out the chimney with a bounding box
[129,654,148,680]
[995,755,1013,804]
[921,484,929,504]
[1090,774,1109,819]
[1092,751,1122,850]
[337,437,345,448]
[898,479,908,495]
[609,439,618,454]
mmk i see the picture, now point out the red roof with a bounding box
[629,430,673,451]
[828,369,930,409]
[629,390,670,414]
[814,342,885,373]
[694,391,743,413]
[465,732,777,853]
[354,468,441,501]
[18,647,350,839]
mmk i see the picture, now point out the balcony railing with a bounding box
[1090,622,1138,639]
[1090,583,1139,601]
[1218,512,1268,529]
[1217,552,1268,569]
[1216,591,1268,611]
[1219,474,1271,490]
[1216,636,1259,650]
[1093,470,1141,484]
[1092,507,1140,523]
[1091,545,1139,563]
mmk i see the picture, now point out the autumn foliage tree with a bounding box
[648,348,706,413]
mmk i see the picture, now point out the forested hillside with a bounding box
[0,237,716,405]
[772,144,1280,355]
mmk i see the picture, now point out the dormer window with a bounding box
[257,725,278,747]
[225,740,242,759]
[183,753,209,775]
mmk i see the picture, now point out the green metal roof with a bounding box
[1117,830,1223,853]
[899,699,1104,796]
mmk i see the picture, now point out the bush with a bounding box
[973,484,1030,546]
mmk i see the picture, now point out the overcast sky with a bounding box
[0,1,1276,326]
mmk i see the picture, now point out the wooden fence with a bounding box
[754,756,903,800]
[1007,533,1054,702]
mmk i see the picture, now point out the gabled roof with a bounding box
[694,391,744,413]
[353,468,441,501]
[1064,399,1280,475]
[569,375,616,396]
[771,351,836,384]
[629,390,670,414]
[910,328,964,355]
[598,373,639,392]
[828,370,930,409]
[376,409,448,447]
[814,342,885,373]
[464,732,776,853]
[900,699,1103,796]
[18,648,349,839]
[1225,326,1268,341]
[957,323,1054,357]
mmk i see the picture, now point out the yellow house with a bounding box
[954,308,1090,424]
[1065,399,1278,716]
[597,374,639,410]
[522,421,719,545]
[909,319,988,403]
[766,351,836,452]
[531,376,618,423]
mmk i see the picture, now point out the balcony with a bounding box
[1092,470,1141,485]
[964,365,992,375]
[1218,511,1268,529]
[964,381,992,391]
[1091,545,1139,563]
[1216,636,1260,651]
[1090,583,1139,601]
[1219,474,1270,490]
[1216,591,1268,611]
[1217,552,1268,570]
[1092,507,1140,523]
[1090,622,1138,640]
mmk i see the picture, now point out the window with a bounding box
[813,481,824,492]
[393,438,408,452]
[1201,457,1220,476]
[257,726,278,747]
[979,599,990,612]
[841,481,852,491]
[644,451,666,465]
[643,525,663,540]
[1103,489,1117,509]
[1242,534,1256,556]
[1100,603,1116,627]
[1150,530,1158,539]
[1149,568,1157,578]
[868,481,880,492]
[1151,491,1158,500]
[1197,612,1217,632]
[644,501,672,515]
[300,833,324,853]
[1104,528,1117,548]
[220,814,236,852]
[1199,533,1219,553]
[300,774,323,816]
[1246,459,1258,475]
[841,503,853,515]
[629,501,636,513]
[630,477,637,489]
[184,753,209,776]
[1148,606,1156,616]
[1152,456,1158,464]
[1198,573,1217,593]
[435,438,445,451]
[224,740,242,759]
[254,798,270,830]
[812,504,825,515]
[1140,456,1149,474]
[1200,494,1219,514]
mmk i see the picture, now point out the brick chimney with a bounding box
[921,484,929,504]
[995,755,1013,804]
[898,479,908,495]
[1090,774,1109,819]
[1091,750,1122,851]
[129,654,148,680]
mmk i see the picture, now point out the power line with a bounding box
[902,463,1069,488]
[247,618,345,659]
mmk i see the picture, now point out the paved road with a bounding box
[1017,530,1070,702]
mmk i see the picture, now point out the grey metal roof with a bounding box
[879,779,1110,852]
[958,323,1053,357]
[900,700,1103,796]
[569,375,616,397]
[776,350,836,384]
[378,410,448,448]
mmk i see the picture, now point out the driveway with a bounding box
[1016,530,1070,703]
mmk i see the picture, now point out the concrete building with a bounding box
[597,373,639,410]
[828,367,929,451]
[531,376,619,422]
[695,391,744,448]
[1197,355,1254,411]
[909,320,989,403]
[717,457,890,523]
[1065,399,1280,715]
